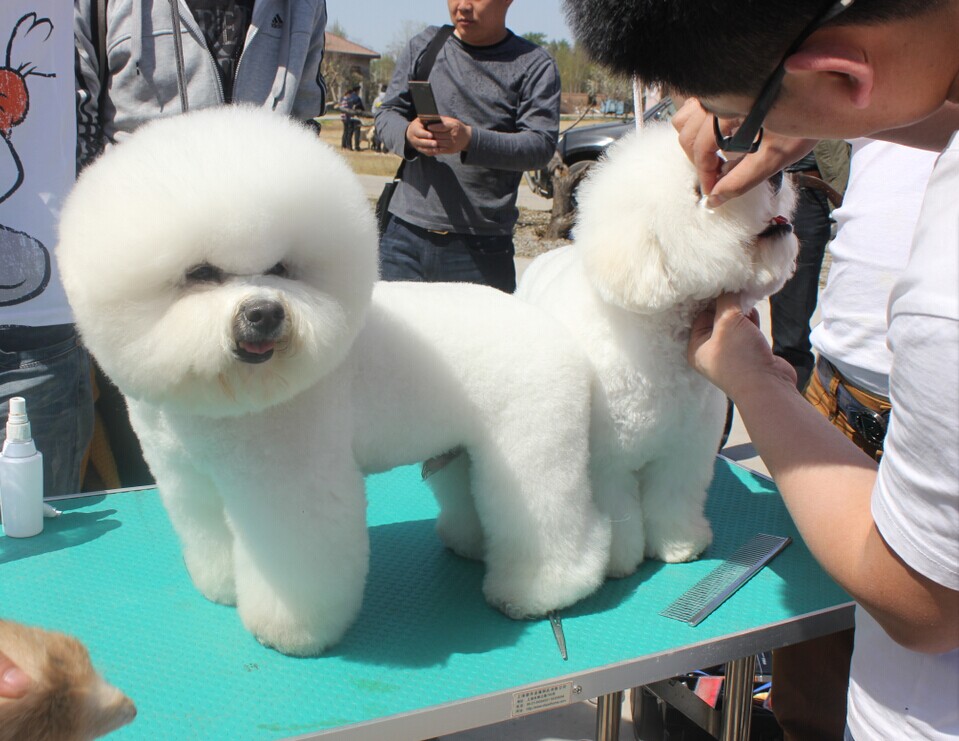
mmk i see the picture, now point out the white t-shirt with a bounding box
[846,131,959,740]
[810,139,938,396]
[0,2,76,327]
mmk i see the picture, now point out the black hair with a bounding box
[564,0,948,96]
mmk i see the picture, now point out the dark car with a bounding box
[526,97,677,199]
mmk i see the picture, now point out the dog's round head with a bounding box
[58,106,378,417]
[575,123,798,314]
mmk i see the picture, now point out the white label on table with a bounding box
[510,682,573,717]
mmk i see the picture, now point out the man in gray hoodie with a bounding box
[75,0,327,168]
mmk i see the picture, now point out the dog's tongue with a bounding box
[772,215,790,226]
[240,341,276,355]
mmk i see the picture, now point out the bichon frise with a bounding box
[57,107,610,656]
[0,619,136,741]
[516,123,798,576]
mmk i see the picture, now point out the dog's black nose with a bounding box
[239,298,285,335]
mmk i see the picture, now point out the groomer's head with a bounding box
[448,0,514,46]
[565,0,958,140]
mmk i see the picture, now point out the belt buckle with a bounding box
[848,408,887,448]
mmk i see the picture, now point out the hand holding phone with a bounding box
[409,81,441,123]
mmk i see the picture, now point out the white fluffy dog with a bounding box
[515,123,798,577]
[57,107,610,656]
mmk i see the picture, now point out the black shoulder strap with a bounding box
[412,24,454,81]
[391,25,454,181]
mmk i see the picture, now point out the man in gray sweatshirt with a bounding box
[375,0,561,293]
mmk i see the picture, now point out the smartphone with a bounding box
[409,81,441,123]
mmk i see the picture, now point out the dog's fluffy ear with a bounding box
[574,124,791,314]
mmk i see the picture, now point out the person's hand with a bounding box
[672,98,817,207]
[405,116,472,156]
[688,292,796,398]
[0,651,31,698]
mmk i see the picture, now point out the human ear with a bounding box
[784,43,874,108]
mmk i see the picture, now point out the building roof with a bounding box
[325,33,380,59]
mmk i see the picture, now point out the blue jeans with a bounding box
[379,215,516,293]
[0,325,94,497]
[770,185,832,390]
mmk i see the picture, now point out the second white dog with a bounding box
[57,107,610,656]
[516,124,799,576]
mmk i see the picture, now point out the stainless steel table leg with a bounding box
[595,690,623,741]
[721,655,756,741]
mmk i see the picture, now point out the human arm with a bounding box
[0,652,30,698]
[458,53,560,172]
[689,294,959,654]
[289,0,328,122]
[672,98,816,206]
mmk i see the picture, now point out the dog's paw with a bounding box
[184,555,237,606]
[645,516,712,564]
[239,599,354,657]
[483,548,607,619]
[435,515,485,561]
[605,519,647,577]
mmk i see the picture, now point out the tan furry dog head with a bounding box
[0,620,135,741]
[576,122,798,314]
[57,106,379,418]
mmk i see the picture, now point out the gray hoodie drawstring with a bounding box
[131,0,142,74]
[168,0,190,112]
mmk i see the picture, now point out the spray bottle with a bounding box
[0,397,44,537]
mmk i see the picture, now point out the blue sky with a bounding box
[326,0,573,55]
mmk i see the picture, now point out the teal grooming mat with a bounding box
[0,457,852,739]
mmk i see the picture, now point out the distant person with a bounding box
[74,0,328,486]
[338,84,363,151]
[769,140,849,390]
[374,0,561,293]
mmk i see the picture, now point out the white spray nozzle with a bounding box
[6,396,32,443]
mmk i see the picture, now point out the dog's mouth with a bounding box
[757,215,793,239]
[234,341,277,364]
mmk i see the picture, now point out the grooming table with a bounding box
[0,457,852,740]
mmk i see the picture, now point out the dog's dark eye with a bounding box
[185,263,224,284]
[265,262,288,278]
[768,170,784,195]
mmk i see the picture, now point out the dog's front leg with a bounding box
[638,455,713,564]
[156,465,238,605]
[217,462,369,656]
[593,462,648,577]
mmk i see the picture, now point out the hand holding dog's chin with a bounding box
[673,99,816,207]
[688,292,797,399]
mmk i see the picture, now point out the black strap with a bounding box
[91,0,108,93]
[392,25,454,181]
[413,24,454,81]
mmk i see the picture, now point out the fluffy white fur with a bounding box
[515,123,799,576]
[57,107,610,656]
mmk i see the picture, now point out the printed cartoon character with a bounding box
[0,12,56,307]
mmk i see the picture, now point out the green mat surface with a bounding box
[0,458,849,739]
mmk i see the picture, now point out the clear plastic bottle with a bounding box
[0,397,44,538]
